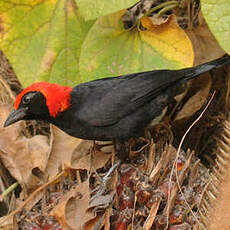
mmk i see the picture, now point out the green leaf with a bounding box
[0,0,94,87]
[77,0,138,20]
[79,11,194,82]
[201,0,230,54]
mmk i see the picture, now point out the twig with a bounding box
[166,91,216,228]
[0,170,65,225]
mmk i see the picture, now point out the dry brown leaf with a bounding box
[0,105,49,188]
[186,14,225,65]
[85,214,105,230]
[49,187,78,229]
[45,126,92,177]
[175,73,211,121]
[65,180,95,230]
[89,192,114,210]
[71,150,111,171]
[50,180,95,230]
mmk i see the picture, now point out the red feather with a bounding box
[15,82,72,118]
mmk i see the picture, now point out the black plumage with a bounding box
[4,55,230,160]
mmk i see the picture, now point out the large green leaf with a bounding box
[79,11,194,82]
[77,0,138,21]
[201,0,230,54]
[0,0,94,87]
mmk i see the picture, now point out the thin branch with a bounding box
[166,91,216,228]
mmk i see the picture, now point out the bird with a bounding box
[4,55,230,160]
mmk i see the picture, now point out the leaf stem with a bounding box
[157,4,178,18]
[0,182,19,201]
[146,1,178,16]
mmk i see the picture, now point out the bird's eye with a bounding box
[23,95,31,104]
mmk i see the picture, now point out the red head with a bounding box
[15,82,72,118]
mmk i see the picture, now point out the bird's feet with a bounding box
[113,138,150,162]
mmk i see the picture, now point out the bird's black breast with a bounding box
[51,76,181,141]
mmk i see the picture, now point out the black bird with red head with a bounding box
[4,55,230,160]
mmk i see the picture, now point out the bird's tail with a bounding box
[182,54,230,80]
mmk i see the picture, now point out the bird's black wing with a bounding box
[77,69,183,127]
[76,55,230,127]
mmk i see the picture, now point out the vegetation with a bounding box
[0,0,229,229]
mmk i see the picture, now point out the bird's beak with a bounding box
[4,108,27,127]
